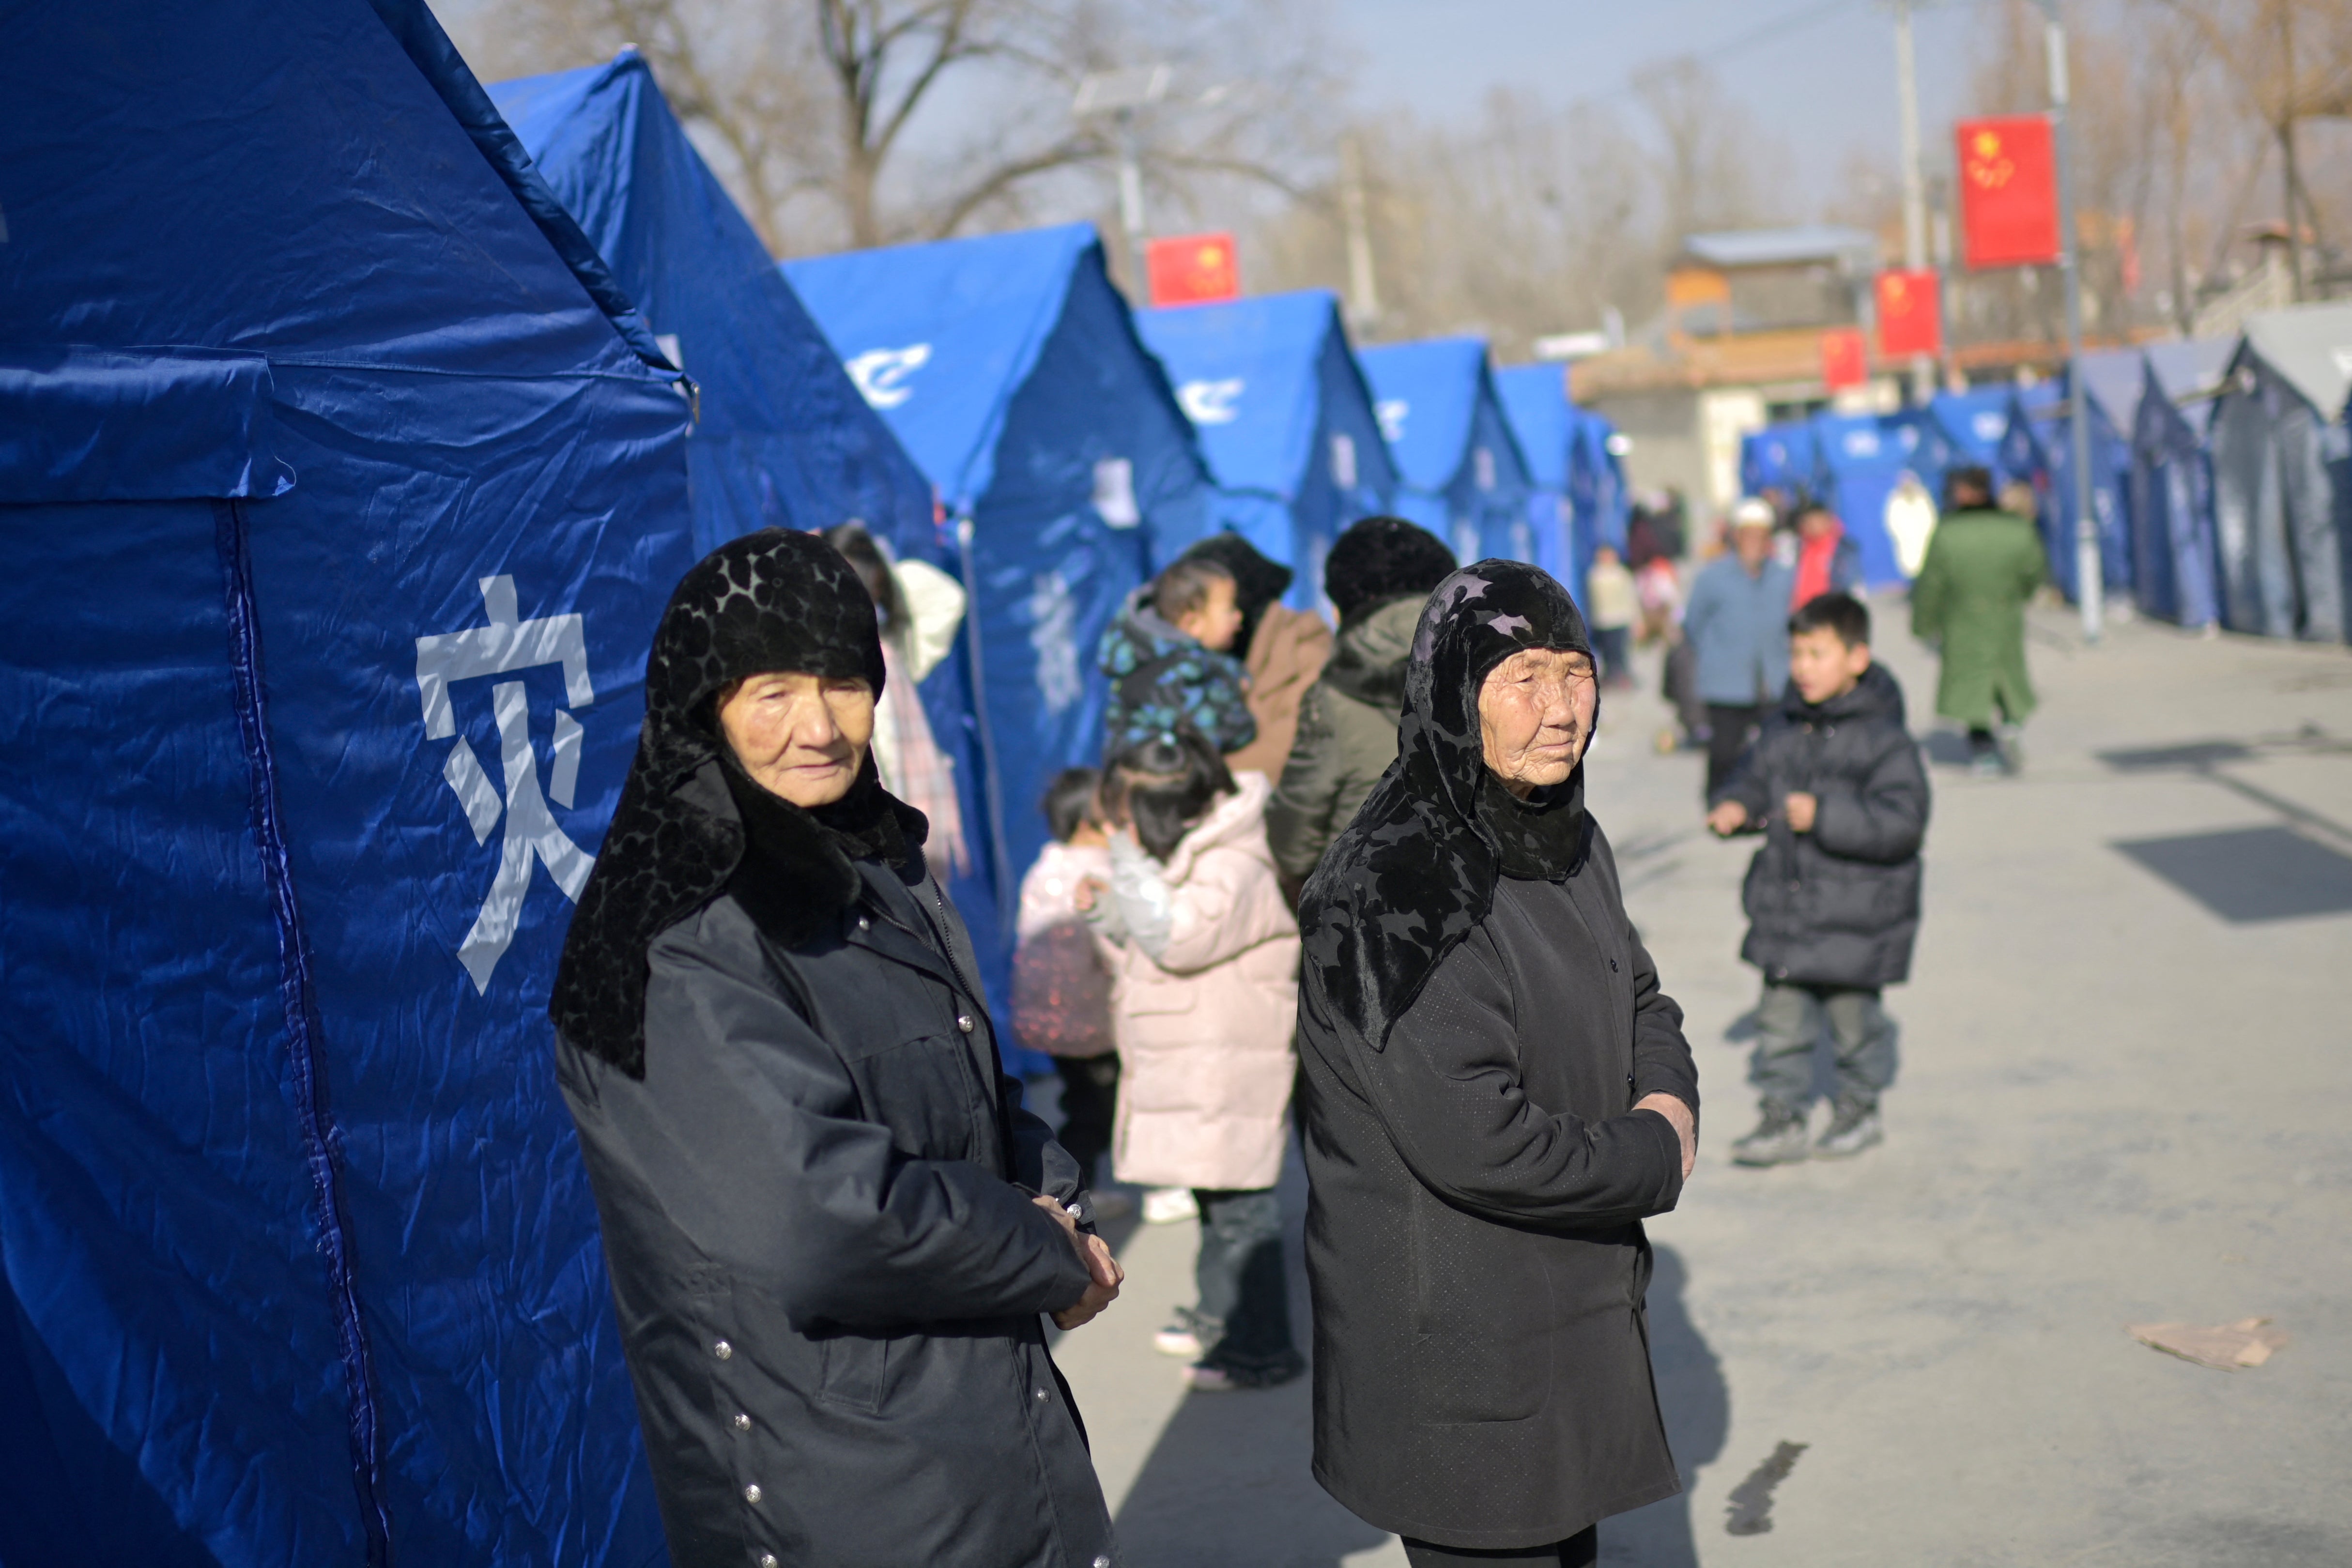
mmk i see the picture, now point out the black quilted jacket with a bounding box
[1711,662,1931,989]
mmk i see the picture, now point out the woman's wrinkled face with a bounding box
[1477,646,1597,799]
[716,671,875,808]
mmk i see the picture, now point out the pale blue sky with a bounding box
[1333,0,2006,211]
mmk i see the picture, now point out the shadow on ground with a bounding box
[1600,1245,1731,1566]
[1111,1151,1391,1568]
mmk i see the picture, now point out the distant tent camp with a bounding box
[1740,418,1822,501]
[784,224,1214,947]
[2,1,697,1561]
[485,51,1004,1027]
[1358,338,1535,565]
[2208,302,2352,642]
[1493,363,1588,590]
[1136,289,1398,608]
[1568,405,1632,557]
[1811,408,1955,585]
[2129,338,2235,629]
[1929,385,2019,472]
[1998,370,2135,604]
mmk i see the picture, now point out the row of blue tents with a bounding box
[1739,307,2352,645]
[0,16,1627,1565]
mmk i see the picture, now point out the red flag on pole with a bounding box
[1956,116,2061,269]
[1820,326,1869,391]
[1146,232,1241,307]
[1875,269,1943,358]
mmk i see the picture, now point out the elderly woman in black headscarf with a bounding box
[1295,560,1701,1568]
[549,529,1123,1568]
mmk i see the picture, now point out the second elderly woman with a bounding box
[1296,560,1700,1568]
[549,529,1122,1568]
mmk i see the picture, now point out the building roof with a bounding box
[1680,225,1877,271]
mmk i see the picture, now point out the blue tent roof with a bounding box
[2000,374,2134,602]
[786,226,1214,937]
[1493,364,1587,587]
[3,1,698,1561]
[491,52,935,558]
[1929,386,2019,468]
[1740,418,1823,497]
[1358,338,1535,564]
[1136,289,1398,605]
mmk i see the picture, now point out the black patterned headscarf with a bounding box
[1298,558,1596,1051]
[551,528,918,1076]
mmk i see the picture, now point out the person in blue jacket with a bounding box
[1682,498,1796,799]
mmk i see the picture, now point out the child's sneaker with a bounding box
[1153,1306,1210,1358]
[1184,1363,1235,1392]
[1813,1100,1884,1159]
[1730,1105,1812,1167]
[1141,1187,1197,1225]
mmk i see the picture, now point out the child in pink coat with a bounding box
[1082,728,1302,1390]
[1011,769,1128,1221]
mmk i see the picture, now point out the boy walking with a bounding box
[1098,554,1256,759]
[1706,592,1930,1164]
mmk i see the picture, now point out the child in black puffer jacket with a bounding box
[1706,591,1930,1165]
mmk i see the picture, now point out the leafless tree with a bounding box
[448,0,1340,258]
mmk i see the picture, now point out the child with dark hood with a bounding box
[1098,554,1256,759]
[1266,516,1457,900]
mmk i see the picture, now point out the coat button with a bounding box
[957,1015,975,1034]
[761,1557,779,1568]
[1609,957,1619,971]
[743,1483,762,1504]
[856,915,871,932]
[1094,1558,1112,1568]
[732,1412,751,1431]
[712,1339,732,1361]
[1035,1387,1049,1402]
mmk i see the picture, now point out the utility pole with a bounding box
[1072,65,1171,298]
[1893,0,1934,404]
[2037,0,2101,643]
[1339,135,1381,332]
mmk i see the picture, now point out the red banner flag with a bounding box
[1875,269,1942,358]
[1820,326,1868,391]
[1146,232,1240,307]
[1956,116,2061,269]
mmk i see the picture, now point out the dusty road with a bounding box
[1048,599,2352,1568]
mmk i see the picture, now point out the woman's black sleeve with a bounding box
[1345,938,1685,1231]
[595,909,1092,1330]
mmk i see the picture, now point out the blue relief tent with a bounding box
[1998,371,2135,605]
[784,226,1214,938]
[482,53,1015,1050]
[1493,364,1588,593]
[1357,338,1535,565]
[1928,385,2020,472]
[1568,408,1631,556]
[2209,303,2352,642]
[1739,418,1821,500]
[2129,338,2234,629]
[1809,408,1954,585]
[1136,289,1398,609]
[1,2,700,1563]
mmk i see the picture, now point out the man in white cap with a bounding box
[1681,498,1797,798]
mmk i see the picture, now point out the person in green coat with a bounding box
[1909,466,2046,775]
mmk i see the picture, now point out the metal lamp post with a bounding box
[2037,0,2102,642]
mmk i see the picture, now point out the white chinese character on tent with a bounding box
[413,575,596,992]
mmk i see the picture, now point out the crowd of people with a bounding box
[544,470,2049,1566]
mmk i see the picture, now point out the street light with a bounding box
[1072,64,1171,292]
